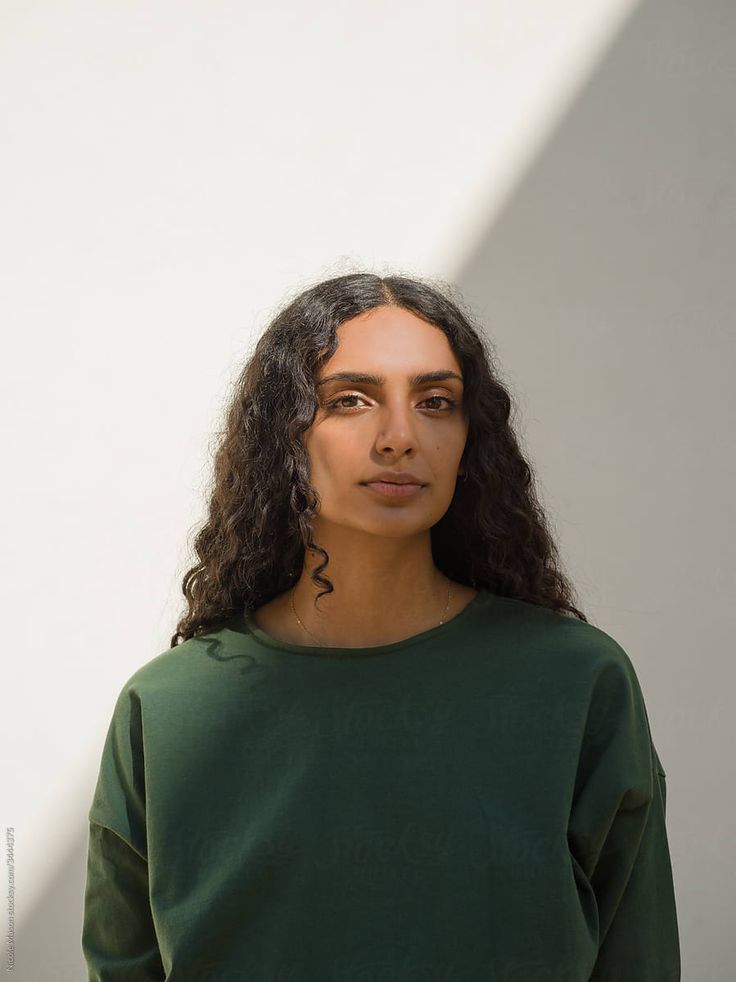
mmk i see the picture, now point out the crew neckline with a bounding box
[230,587,491,658]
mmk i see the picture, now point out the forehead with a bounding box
[317,306,463,379]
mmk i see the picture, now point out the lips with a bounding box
[362,471,426,486]
[361,480,426,498]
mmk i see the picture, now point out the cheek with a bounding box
[429,445,464,480]
[309,431,359,483]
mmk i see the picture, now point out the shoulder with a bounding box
[483,593,638,675]
[481,593,654,721]
[114,635,202,696]
[108,619,252,716]
[486,599,666,780]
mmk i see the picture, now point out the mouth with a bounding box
[360,481,427,498]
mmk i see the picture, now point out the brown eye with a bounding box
[324,394,365,410]
[423,396,457,411]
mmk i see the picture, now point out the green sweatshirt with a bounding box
[82,588,680,981]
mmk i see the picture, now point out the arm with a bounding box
[82,822,166,981]
[567,650,681,981]
[81,685,165,981]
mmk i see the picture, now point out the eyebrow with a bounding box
[316,370,464,388]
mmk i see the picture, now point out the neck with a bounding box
[288,539,453,647]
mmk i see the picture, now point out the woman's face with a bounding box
[302,305,469,539]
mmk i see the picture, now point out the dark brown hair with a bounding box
[170,271,587,647]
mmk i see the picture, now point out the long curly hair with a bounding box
[170,270,587,647]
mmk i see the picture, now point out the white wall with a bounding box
[2,0,732,977]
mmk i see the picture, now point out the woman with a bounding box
[82,271,680,980]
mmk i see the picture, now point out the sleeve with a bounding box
[567,647,681,982]
[81,685,166,981]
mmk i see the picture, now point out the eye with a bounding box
[423,395,457,411]
[323,394,457,412]
[323,394,367,410]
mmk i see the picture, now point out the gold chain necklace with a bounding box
[289,578,452,647]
